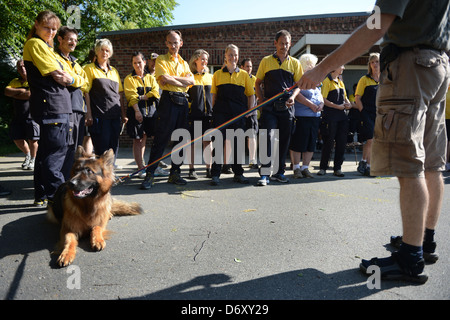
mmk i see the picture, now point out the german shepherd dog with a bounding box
[47,146,142,267]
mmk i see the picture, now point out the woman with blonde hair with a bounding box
[83,38,125,158]
[355,52,380,176]
[23,10,73,206]
[210,44,255,185]
[318,64,352,177]
[187,49,213,179]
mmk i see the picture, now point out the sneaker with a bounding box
[34,199,48,207]
[317,169,326,176]
[333,170,345,177]
[360,252,428,284]
[138,170,146,179]
[301,168,314,178]
[167,173,187,185]
[423,241,439,263]
[293,168,303,179]
[257,175,270,186]
[158,160,169,169]
[390,236,439,263]
[357,160,367,174]
[270,173,289,183]
[206,168,212,178]
[26,158,35,170]
[22,154,31,170]
[140,173,155,190]
[221,164,232,174]
[363,167,371,176]
[211,176,220,186]
[233,174,249,184]
[188,169,198,180]
[154,167,169,177]
[248,161,259,169]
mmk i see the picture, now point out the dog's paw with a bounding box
[91,227,106,251]
[57,250,75,267]
[91,238,106,251]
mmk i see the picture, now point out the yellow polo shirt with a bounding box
[212,66,255,115]
[83,62,123,119]
[124,71,160,117]
[155,52,192,93]
[22,36,71,118]
[256,54,303,99]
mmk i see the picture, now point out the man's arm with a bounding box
[158,74,194,88]
[296,91,320,112]
[298,12,396,89]
[255,78,264,102]
[84,92,93,126]
[4,87,30,100]
[247,95,255,110]
[286,87,300,107]
[49,69,73,87]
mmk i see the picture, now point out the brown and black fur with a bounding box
[47,146,142,267]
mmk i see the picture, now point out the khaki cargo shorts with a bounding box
[371,48,450,178]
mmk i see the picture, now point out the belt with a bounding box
[398,44,442,53]
[380,44,444,71]
[162,90,188,97]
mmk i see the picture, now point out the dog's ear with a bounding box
[101,149,115,168]
[75,145,85,159]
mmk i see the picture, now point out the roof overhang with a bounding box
[291,34,382,64]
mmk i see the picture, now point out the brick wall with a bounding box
[102,13,369,147]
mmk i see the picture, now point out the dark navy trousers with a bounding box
[34,115,70,202]
[146,91,189,175]
[259,107,294,175]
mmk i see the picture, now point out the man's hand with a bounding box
[297,64,328,90]
[50,70,73,87]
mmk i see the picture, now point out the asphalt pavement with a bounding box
[1,147,449,305]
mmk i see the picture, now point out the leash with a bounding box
[115,84,297,184]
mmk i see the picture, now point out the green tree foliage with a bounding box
[1,0,178,61]
[0,0,178,153]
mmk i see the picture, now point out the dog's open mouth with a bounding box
[72,187,94,198]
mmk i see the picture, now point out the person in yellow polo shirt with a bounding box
[255,30,302,186]
[123,51,161,178]
[141,30,194,190]
[56,26,88,179]
[318,66,352,177]
[4,59,39,171]
[186,49,213,180]
[210,44,255,186]
[83,38,124,159]
[22,10,73,207]
[241,58,259,170]
[354,53,380,176]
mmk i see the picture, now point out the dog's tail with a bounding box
[111,199,142,216]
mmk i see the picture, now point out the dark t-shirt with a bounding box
[376,0,450,50]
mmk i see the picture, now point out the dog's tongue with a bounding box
[73,187,93,198]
